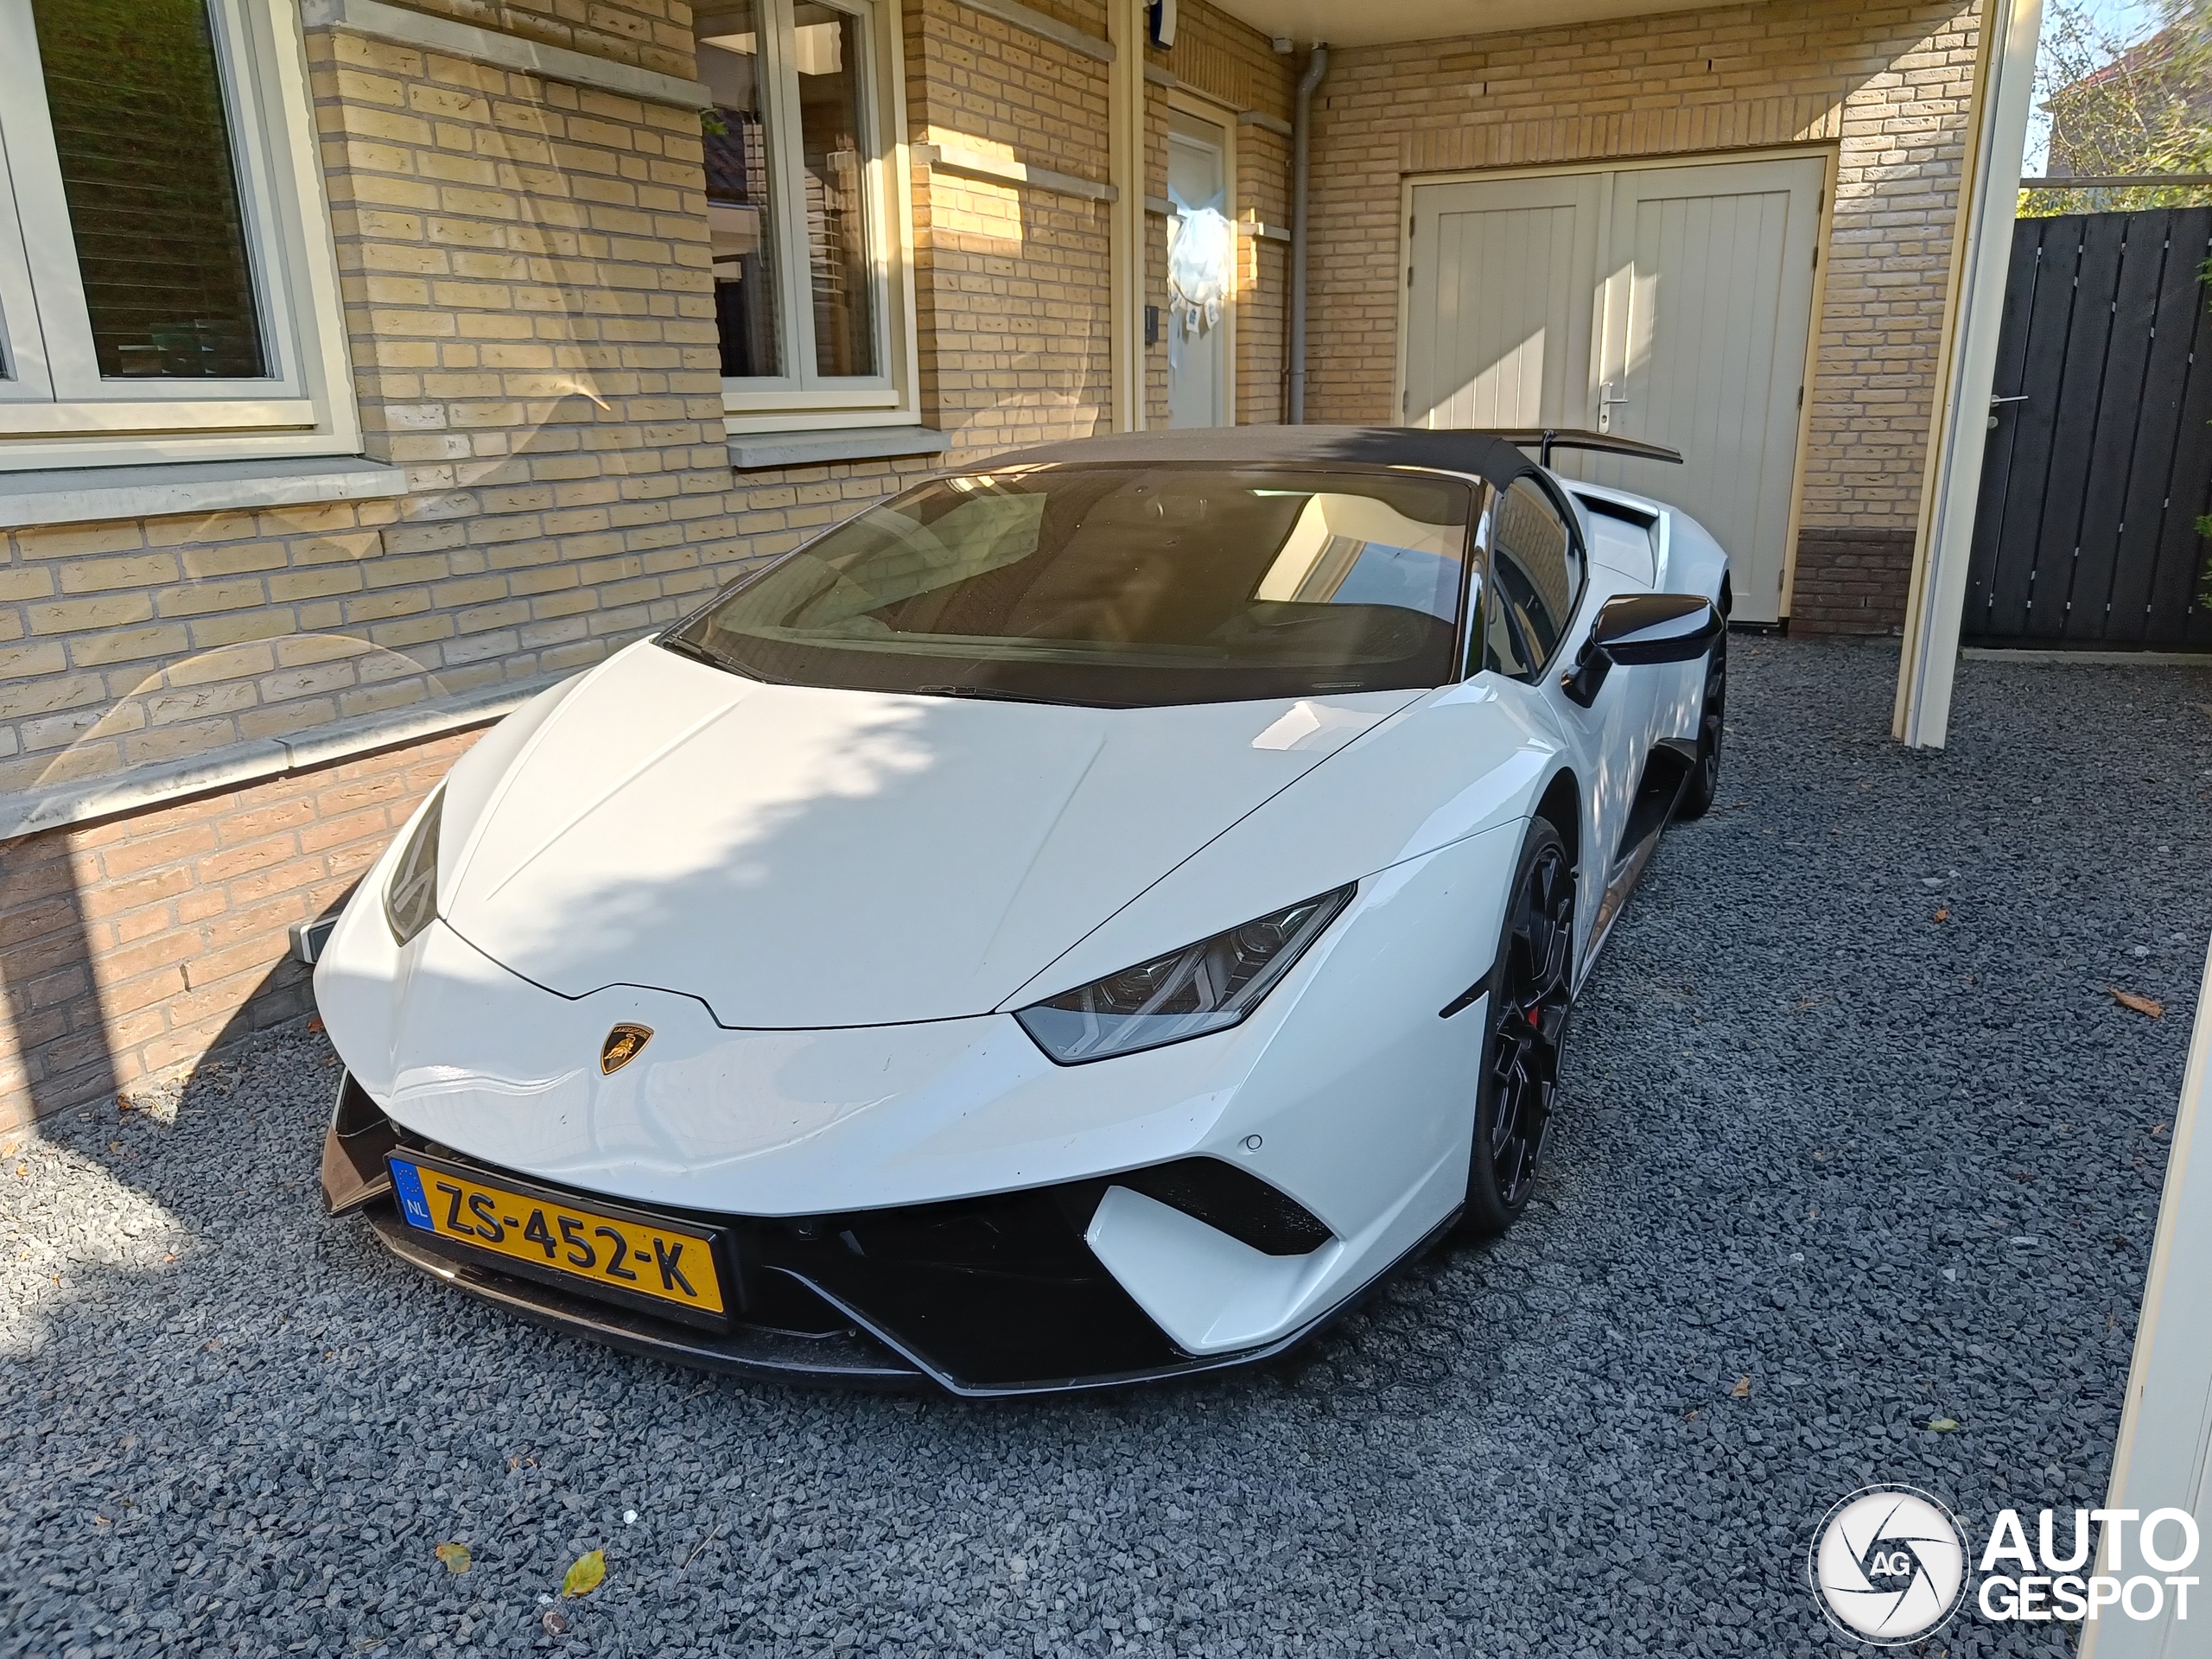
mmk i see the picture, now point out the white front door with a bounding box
[1168,106,1231,429]
[1405,155,1825,623]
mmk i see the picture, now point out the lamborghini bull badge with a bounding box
[600,1024,652,1074]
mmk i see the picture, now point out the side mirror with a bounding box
[1560,594,1723,707]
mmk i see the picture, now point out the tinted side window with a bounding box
[1481,476,1582,680]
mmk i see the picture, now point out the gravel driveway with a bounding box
[4,638,2205,1658]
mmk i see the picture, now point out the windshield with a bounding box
[667,464,1476,706]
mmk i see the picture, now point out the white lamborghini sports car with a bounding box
[315,426,1731,1395]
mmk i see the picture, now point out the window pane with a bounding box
[31,0,267,379]
[793,3,877,378]
[696,3,782,378]
[1486,478,1578,672]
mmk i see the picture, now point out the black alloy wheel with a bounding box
[1462,818,1575,1236]
[1675,626,1727,820]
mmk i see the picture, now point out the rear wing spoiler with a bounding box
[1482,428,1685,468]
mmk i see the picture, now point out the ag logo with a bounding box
[600,1023,652,1074]
[1809,1485,1970,1644]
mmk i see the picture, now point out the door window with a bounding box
[1481,476,1583,681]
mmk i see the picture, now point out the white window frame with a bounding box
[707,0,920,435]
[0,0,359,469]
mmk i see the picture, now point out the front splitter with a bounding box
[361,1202,1349,1396]
[365,1206,925,1389]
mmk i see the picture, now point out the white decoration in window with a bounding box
[1166,199,1233,371]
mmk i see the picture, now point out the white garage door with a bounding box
[1405,155,1825,623]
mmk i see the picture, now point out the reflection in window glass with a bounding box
[1484,477,1579,676]
[1482,573,1533,680]
[697,2,782,377]
[31,0,267,379]
[793,3,877,378]
[1252,490,1465,623]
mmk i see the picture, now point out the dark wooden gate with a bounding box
[1964,207,2212,650]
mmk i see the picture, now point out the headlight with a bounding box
[383,789,444,946]
[1016,885,1356,1064]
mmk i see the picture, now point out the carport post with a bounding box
[2078,940,2212,1659]
[1891,0,2044,748]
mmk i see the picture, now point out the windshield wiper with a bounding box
[914,683,1121,709]
[657,633,786,683]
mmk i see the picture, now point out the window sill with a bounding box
[728,427,950,473]
[0,455,408,531]
[0,673,563,843]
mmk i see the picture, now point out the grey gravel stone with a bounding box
[3,638,2202,1656]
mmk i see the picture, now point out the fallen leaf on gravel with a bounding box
[434,1542,472,1573]
[542,1609,571,1635]
[562,1550,606,1598]
[2112,988,2164,1017]
[307,1015,325,1033]
[1683,1408,1700,1421]
[1731,1375,1751,1399]
[1928,1418,1959,1433]
[1933,907,1949,923]
[2152,1122,2169,1139]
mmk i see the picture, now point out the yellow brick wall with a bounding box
[904,0,1116,462]
[1306,0,1981,538]
[396,0,697,78]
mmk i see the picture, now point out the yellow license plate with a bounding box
[388,1154,728,1324]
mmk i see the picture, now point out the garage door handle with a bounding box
[1598,380,1629,432]
[1990,394,2029,406]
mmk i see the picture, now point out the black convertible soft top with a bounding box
[980,424,1534,487]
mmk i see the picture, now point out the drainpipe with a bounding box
[1288,41,1328,424]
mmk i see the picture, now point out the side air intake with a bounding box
[1110,1159,1332,1255]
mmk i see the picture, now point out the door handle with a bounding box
[1598,380,1629,432]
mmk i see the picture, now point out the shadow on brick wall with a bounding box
[1790,527,1916,636]
[0,836,120,1124]
[0,726,488,1135]
[0,820,346,1133]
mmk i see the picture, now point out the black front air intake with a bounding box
[1107,1158,1332,1255]
[762,1159,1333,1389]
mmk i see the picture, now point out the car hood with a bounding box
[439,643,1421,1028]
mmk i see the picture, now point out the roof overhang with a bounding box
[1208,0,1723,48]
